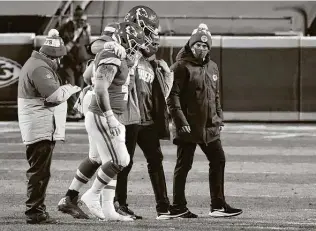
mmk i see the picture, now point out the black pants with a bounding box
[25,140,55,218]
[173,139,226,209]
[115,124,170,212]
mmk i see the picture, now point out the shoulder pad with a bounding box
[95,50,121,67]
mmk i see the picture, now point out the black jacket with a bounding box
[150,60,171,140]
[167,43,223,144]
[139,61,170,140]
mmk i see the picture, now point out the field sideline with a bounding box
[0,122,316,231]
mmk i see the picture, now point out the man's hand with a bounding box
[103,41,126,59]
[157,59,171,74]
[71,85,82,94]
[73,28,83,42]
[104,110,121,136]
[179,125,191,133]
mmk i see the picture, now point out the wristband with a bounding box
[103,110,114,118]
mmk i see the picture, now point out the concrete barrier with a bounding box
[221,36,300,121]
[2,33,316,121]
[0,33,35,120]
[299,37,316,121]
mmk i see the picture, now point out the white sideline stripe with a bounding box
[3,144,316,156]
[299,112,316,121]
[1,160,316,174]
[263,133,305,139]
[1,180,316,198]
[224,112,299,121]
[222,37,300,48]
[159,36,221,47]
[223,125,316,131]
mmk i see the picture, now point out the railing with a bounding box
[44,14,299,36]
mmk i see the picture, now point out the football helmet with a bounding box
[113,22,146,62]
[124,5,159,47]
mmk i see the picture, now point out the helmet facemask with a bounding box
[125,36,144,63]
[137,19,159,48]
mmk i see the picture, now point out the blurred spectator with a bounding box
[58,5,92,120]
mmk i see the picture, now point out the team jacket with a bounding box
[167,42,223,144]
[88,49,131,118]
[136,58,174,140]
[18,51,67,145]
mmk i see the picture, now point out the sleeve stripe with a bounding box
[103,26,116,33]
[98,57,121,67]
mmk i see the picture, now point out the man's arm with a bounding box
[94,64,117,113]
[83,60,94,85]
[90,35,126,59]
[167,63,190,130]
[31,67,80,106]
[156,59,174,99]
[94,63,121,136]
[214,67,223,122]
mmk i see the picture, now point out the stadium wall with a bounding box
[0,33,316,122]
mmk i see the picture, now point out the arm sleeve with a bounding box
[162,72,174,99]
[83,60,94,85]
[167,63,190,128]
[31,67,60,98]
[214,65,224,121]
[90,35,113,55]
[96,50,121,68]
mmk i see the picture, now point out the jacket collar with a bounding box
[31,51,57,70]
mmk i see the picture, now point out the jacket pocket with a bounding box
[212,114,223,126]
[206,126,220,137]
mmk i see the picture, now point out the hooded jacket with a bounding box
[18,51,68,145]
[167,42,223,144]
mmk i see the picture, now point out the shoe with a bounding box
[26,212,58,224]
[170,207,198,218]
[81,189,105,219]
[209,203,243,217]
[58,196,89,219]
[102,201,134,221]
[156,211,174,220]
[115,202,142,220]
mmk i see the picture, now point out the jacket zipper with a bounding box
[203,66,208,146]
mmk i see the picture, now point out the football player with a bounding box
[90,6,175,220]
[58,21,145,221]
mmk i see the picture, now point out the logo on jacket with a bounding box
[0,57,21,88]
[212,74,218,81]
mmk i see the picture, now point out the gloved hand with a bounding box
[103,41,126,59]
[179,125,191,133]
[104,110,121,136]
[157,59,171,74]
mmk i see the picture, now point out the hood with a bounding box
[175,40,210,65]
[31,51,58,70]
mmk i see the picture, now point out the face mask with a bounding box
[191,48,209,60]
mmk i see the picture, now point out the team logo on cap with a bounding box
[201,35,208,42]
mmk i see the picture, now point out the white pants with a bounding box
[85,111,130,167]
